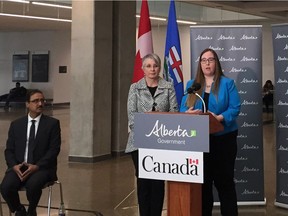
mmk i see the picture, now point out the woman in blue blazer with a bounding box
[180,48,240,216]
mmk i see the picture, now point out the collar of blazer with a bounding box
[136,77,172,90]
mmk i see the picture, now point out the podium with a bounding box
[167,113,224,216]
[134,112,224,216]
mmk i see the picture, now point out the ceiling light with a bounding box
[150,16,167,21]
[136,15,196,24]
[177,20,197,25]
[136,15,166,22]
[6,0,29,3]
[0,13,72,22]
[32,1,72,9]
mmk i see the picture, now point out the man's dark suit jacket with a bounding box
[4,114,61,181]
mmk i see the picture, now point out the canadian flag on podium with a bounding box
[132,0,153,83]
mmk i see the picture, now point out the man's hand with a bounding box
[13,163,39,182]
[21,163,39,181]
[13,164,25,181]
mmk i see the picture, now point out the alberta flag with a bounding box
[163,0,184,107]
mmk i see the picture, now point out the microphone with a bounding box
[185,82,207,113]
[186,83,201,94]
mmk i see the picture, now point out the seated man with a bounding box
[0,89,61,216]
[0,82,27,109]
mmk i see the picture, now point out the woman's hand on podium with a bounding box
[208,111,224,122]
[185,107,202,114]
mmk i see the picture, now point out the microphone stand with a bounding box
[195,92,207,113]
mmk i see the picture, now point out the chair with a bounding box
[0,180,64,216]
[0,195,3,216]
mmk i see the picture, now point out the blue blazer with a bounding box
[180,76,241,135]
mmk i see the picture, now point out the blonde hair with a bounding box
[142,53,161,70]
[186,48,224,108]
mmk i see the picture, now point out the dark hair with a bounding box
[263,80,274,92]
[186,48,224,107]
[26,89,43,102]
[265,80,272,85]
[196,48,223,92]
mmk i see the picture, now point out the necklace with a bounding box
[205,78,213,88]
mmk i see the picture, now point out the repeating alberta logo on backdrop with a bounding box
[275,33,288,39]
[229,45,247,51]
[217,34,235,40]
[195,35,212,40]
[209,45,223,51]
[277,78,288,83]
[238,90,247,94]
[229,67,247,73]
[241,144,259,150]
[240,78,258,83]
[240,34,258,40]
[241,100,258,106]
[276,56,288,61]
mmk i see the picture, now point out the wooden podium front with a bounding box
[168,182,202,216]
[167,113,224,216]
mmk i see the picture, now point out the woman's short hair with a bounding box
[142,53,161,69]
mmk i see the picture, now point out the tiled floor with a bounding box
[0,106,286,215]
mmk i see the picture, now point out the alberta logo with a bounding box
[145,120,197,138]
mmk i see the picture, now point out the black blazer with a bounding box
[4,114,61,180]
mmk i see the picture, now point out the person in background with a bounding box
[0,82,27,109]
[126,53,178,216]
[180,48,241,216]
[262,79,274,112]
[1,89,61,216]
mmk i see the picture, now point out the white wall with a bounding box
[151,23,275,88]
[0,30,71,103]
[262,23,274,83]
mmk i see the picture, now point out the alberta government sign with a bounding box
[134,112,209,152]
[134,113,209,183]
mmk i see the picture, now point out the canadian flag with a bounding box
[132,0,153,83]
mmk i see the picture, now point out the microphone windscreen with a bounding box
[192,83,201,91]
[186,82,201,95]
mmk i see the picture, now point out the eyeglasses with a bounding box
[29,99,46,104]
[200,58,215,64]
[144,64,159,69]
